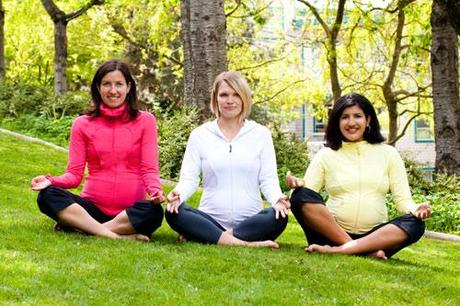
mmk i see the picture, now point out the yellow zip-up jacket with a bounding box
[303,141,419,234]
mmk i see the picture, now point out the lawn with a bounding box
[0,132,459,305]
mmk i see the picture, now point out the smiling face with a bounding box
[217,81,243,121]
[98,70,131,108]
[339,104,370,142]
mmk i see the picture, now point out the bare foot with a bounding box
[305,244,333,253]
[118,233,150,242]
[54,223,85,234]
[369,250,388,260]
[247,240,280,249]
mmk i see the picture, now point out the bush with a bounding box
[271,125,309,193]
[386,157,460,235]
[0,81,50,117]
[157,106,200,180]
[0,81,90,120]
[1,114,75,147]
[40,91,90,118]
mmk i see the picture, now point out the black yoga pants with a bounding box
[165,203,288,244]
[37,186,164,237]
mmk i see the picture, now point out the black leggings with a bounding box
[37,186,164,237]
[290,187,425,258]
[165,203,288,244]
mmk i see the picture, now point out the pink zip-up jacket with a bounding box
[48,103,162,216]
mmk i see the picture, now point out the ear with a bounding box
[127,83,131,92]
[366,116,371,127]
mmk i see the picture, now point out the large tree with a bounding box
[181,0,227,120]
[431,0,460,175]
[41,0,104,94]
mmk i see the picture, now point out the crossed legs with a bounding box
[37,186,163,241]
[293,203,409,259]
[290,188,424,259]
[165,203,287,248]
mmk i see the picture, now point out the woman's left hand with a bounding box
[415,202,431,220]
[151,190,166,204]
[274,196,290,219]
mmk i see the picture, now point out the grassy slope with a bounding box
[0,132,459,305]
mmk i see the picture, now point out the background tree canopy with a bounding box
[1,0,460,176]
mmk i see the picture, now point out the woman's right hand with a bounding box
[166,190,181,214]
[31,175,51,191]
[286,171,305,189]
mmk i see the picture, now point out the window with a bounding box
[419,167,434,182]
[414,118,434,143]
[313,116,326,134]
[292,7,307,30]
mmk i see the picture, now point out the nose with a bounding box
[228,95,237,104]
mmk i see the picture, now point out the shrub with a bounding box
[386,157,460,235]
[1,114,75,147]
[0,81,50,117]
[0,81,89,120]
[157,106,200,180]
[271,125,309,193]
[40,91,90,118]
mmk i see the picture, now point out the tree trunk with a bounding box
[446,0,460,34]
[181,0,227,121]
[431,0,460,175]
[41,0,104,94]
[54,19,68,94]
[0,0,5,79]
[382,6,406,145]
[328,42,341,102]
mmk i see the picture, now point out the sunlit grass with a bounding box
[1,132,459,305]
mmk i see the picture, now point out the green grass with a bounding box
[1,132,459,305]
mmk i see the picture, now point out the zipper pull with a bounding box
[229,144,232,153]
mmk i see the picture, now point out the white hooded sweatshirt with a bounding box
[174,119,284,229]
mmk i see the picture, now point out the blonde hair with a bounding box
[210,71,252,122]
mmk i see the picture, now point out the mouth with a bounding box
[345,128,360,133]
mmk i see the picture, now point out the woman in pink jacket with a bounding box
[31,60,165,241]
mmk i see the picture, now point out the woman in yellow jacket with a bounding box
[287,93,431,259]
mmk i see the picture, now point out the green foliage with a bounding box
[271,125,309,193]
[4,0,123,89]
[386,157,460,235]
[156,106,200,180]
[40,91,91,118]
[0,81,51,117]
[1,115,75,147]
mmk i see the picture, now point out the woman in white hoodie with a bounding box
[165,71,290,248]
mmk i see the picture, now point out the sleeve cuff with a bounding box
[45,175,54,185]
[407,202,419,215]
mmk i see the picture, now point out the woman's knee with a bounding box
[290,187,324,212]
[164,203,185,229]
[36,186,65,213]
[392,214,425,244]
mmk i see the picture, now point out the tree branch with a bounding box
[297,0,331,36]
[66,0,104,22]
[256,79,307,104]
[225,0,242,17]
